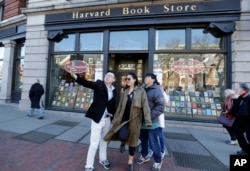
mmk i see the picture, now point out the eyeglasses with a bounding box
[126,78,131,81]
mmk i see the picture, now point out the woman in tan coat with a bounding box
[104,72,152,171]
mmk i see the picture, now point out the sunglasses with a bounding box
[126,78,131,81]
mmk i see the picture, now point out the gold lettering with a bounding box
[163,5,169,12]
[185,5,190,11]
[123,7,129,15]
[100,11,104,16]
[106,9,110,16]
[95,12,99,17]
[144,6,150,13]
[90,12,94,17]
[72,12,78,19]
[79,13,84,18]
[85,12,89,17]
[191,5,196,11]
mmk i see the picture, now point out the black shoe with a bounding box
[237,150,247,155]
[120,142,125,153]
[27,114,32,117]
[128,163,134,171]
[38,116,44,120]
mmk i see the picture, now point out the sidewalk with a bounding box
[0,103,238,171]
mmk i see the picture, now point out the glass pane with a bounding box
[153,53,225,120]
[109,30,148,50]
[14,58,24,91]
[80,32,103,51]
[192,29,222,50]
[0,60,2,92]
[48,54,103,110]
[156,30,185,50]
[0,46,4,59]
[54,34,76,52]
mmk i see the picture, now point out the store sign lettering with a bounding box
[72,4,197,19]
[171,59,204,75]
[64,60,88,74]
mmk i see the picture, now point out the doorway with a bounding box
[108,53,147,95]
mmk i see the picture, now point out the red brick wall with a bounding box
[3,0,22,20]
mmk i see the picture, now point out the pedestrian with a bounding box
[104,72,152,171]
[233,83,250,155]
[27,79,45,119]
[68,69,117,171]
[221,89,238,145]
[137,73,164,171]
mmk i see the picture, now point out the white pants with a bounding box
[85,117,111,169]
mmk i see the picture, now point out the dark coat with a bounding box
[104,86,152,147]
[29,83,44,108]
[234,93,250,118]
[145,83,164,121]
[76,76,117,123]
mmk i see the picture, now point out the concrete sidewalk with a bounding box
[0,103,239,171]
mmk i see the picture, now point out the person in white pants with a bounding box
[69,69,117,171]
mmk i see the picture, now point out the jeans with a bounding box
[140,128,162,163]
[29,108,43,117]
[85,117,111,169]
[158,127,165,153]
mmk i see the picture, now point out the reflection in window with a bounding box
[80,32,103,51]
[0,46,3,92]
[48,54,103,110]
[14,42,25,91]
[153,53,225,119]
[54,34,76,52]
[156,30,185,50]
[192,29,222,49]
[109,30,148,50]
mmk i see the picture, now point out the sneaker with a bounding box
[137,155,150,164]
[152,162,162,171]
[99,160,110,169]
[227,140,238,145]
[161,151,166,160]
[38,116,44,120]
[27,114,33,117]
[85,168,94,171]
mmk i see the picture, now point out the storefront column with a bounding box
[0,40,16,103]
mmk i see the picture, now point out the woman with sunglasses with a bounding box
[104,72,152,171]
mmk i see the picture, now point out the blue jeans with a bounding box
[29,108,43,117]
[140,128,162,163]
[158,127,165,153]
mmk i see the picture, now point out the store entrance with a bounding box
[108,53,147,95]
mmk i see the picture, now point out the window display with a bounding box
[48,54,103,110]
[153,53,225,119]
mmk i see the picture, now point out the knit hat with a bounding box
[239,83,249,92]
[224,89,235,98]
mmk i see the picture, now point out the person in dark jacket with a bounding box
[28,79,44,119]
[68,68,117,171]
[233,83,250,155]
[137,73,164,171]
[104,72,152,171]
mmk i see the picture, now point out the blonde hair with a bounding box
[224,89,235,98]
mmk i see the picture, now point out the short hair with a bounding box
[224,89,235,97]
[106,70,116,79]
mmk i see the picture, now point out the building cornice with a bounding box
[0,14,27,27]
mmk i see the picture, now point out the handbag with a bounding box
[218,112,235,127]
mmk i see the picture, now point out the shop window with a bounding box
[53,34,76,52]
[153,53,225,119]
[156,30,185,50]
[192,29,222,50]
[80,32,103,51]
[48,54,103,110]
[0,45,3,92]
[14,41,25,91]
[109,30,148,50]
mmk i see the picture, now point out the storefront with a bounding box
[19,0,242,122]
